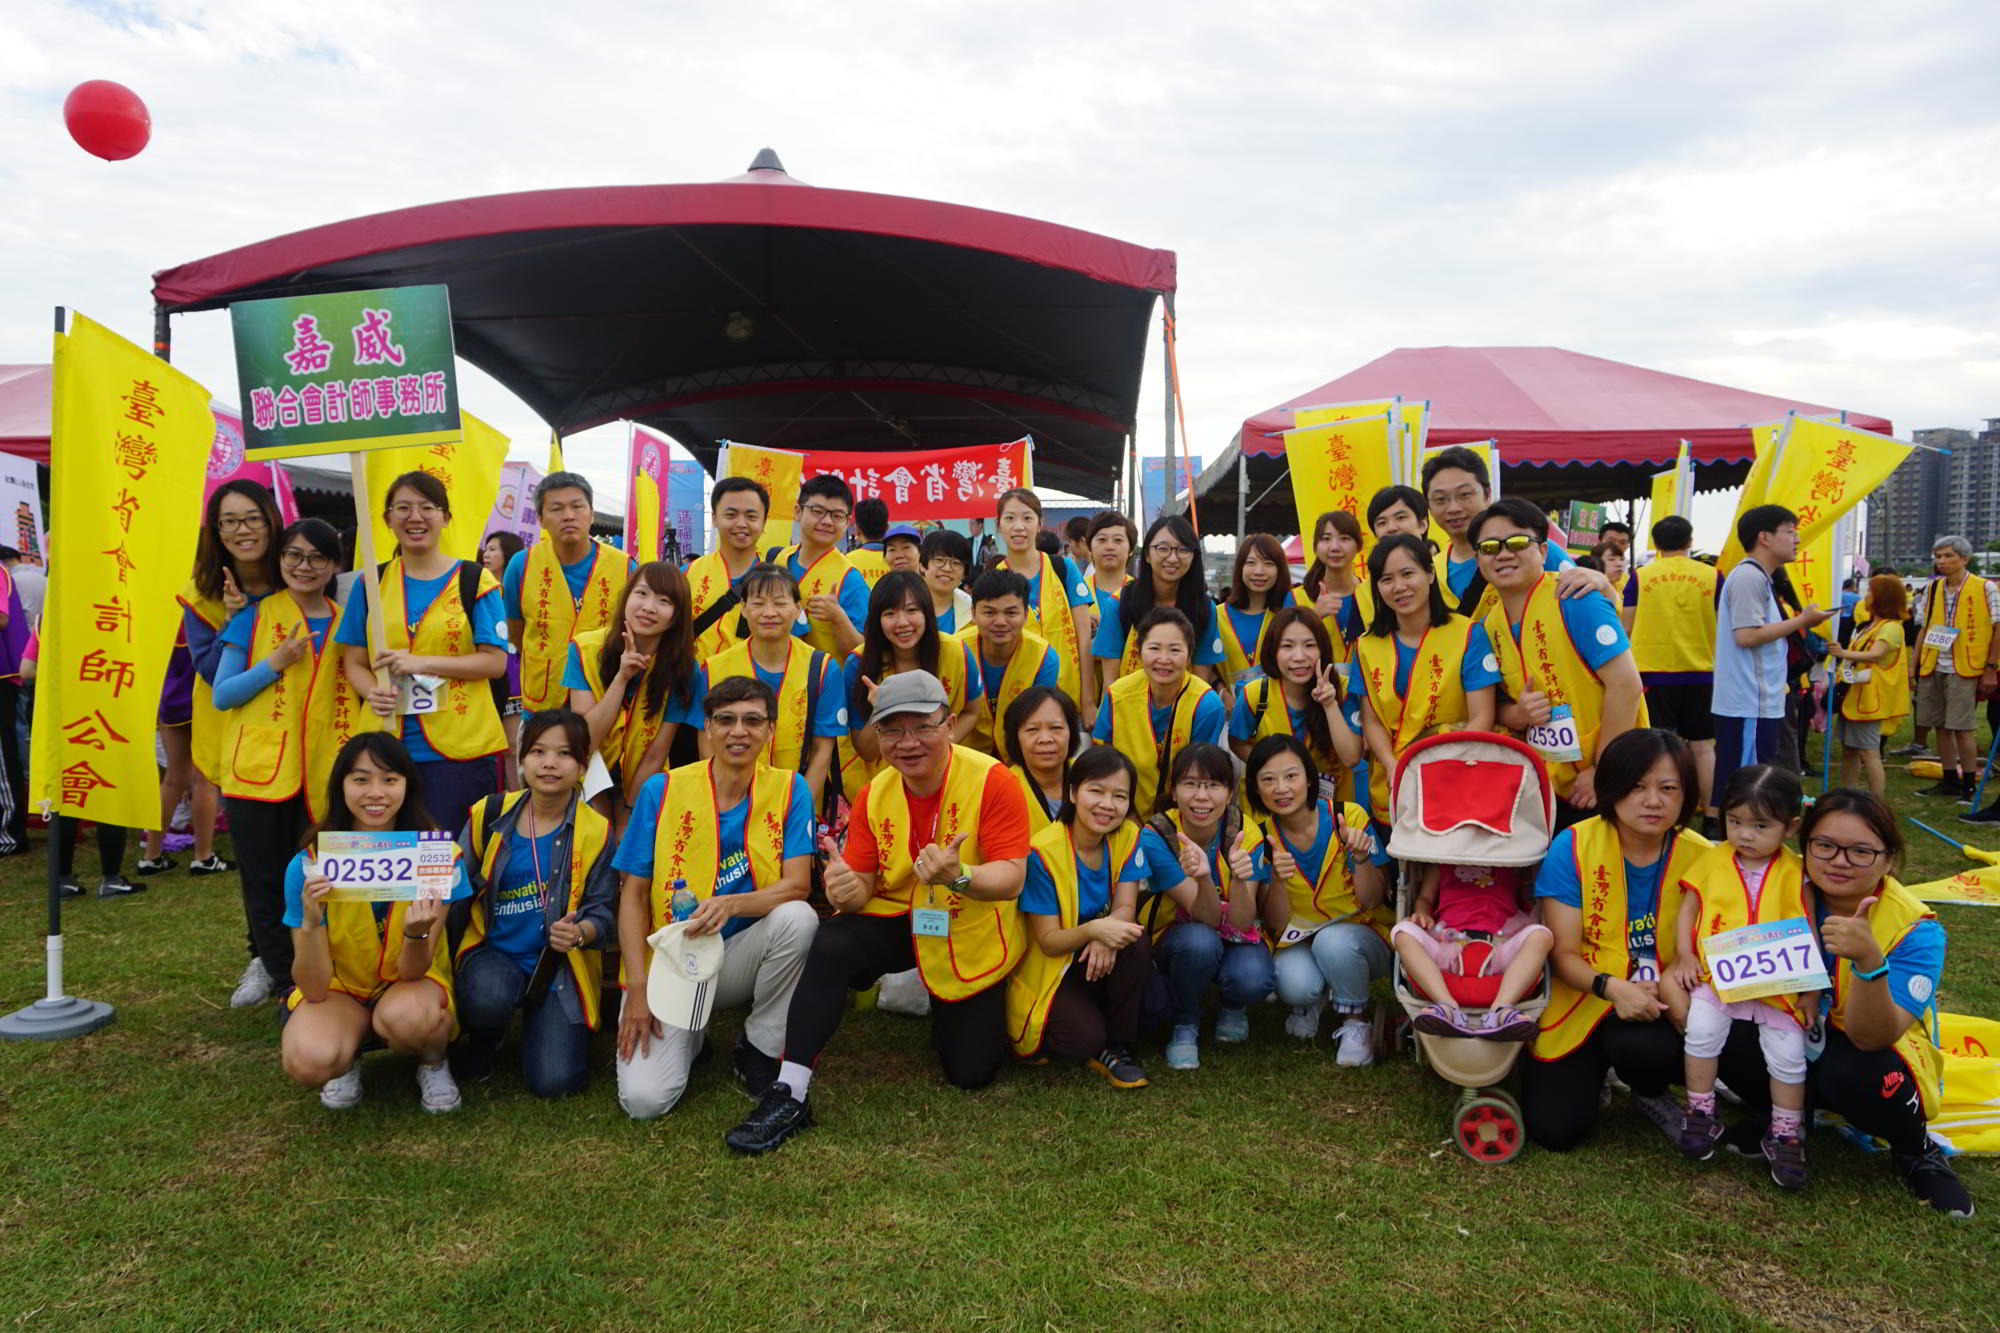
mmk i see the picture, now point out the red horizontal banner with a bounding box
[797,437,1032,520]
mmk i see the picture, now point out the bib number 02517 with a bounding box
[1705,915,1830,1004]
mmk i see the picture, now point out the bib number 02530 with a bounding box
[1527,703,1584,764]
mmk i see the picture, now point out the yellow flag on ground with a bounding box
[1717,419,1789,572]
[1766,415,1910,548]
[1907,864,2000,908]
[1284,411,1397,553]
[366,411,510,562]
[1935,1013,2000,1155]
[723,441,806,549]
[31,313,213,829]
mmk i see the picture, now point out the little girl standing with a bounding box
[1667,765,1818,1188]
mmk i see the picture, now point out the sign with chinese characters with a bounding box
[0,449,47,569]
[31,312,212,829]
[317,829,459,903]
[797,437,1035,521]
[626,425,668,562]
[229,284,460,460]
[1281,410,1395,559]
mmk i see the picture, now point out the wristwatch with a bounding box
[948,873,972,895]
[1591,972,1612,999]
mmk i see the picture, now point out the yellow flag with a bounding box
[367,411,510,562]
[631,469,663,564]
[1648,469,1677,530]
[1399,401,1429,488]
[724,441,806,550]
[1284,411,1397,554]
[546,429,565,475]
[1907,863,2000,908]
[31,313,213,828]
[1765,415,1910,548]
[1717,420,1788,573]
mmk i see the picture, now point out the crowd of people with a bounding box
[44,448,1971,1220]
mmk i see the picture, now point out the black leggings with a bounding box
[1718,1021,1930,1155]
[57,820,127,878]
[1521,1014,1682,1152]
[782,912,1009,1091]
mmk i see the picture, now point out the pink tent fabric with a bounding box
[1239,347,1892,468]
[0,365,51,464]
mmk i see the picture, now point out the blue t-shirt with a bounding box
[280,845,472,929]
[211,607,335,711]
[1089,687,1227,748]
[1343,622,1503,702]
[333,564,508,764]
[785,549,870,643]
[502,545,634,623]
[1503,584,1631,674]
[614,770,815,940]
[1812,903,1946,1025]
[1535,826,1666,964]
[1019,836,1149,921]
[688,654,847,738]
[978,643,1058,703]
[1447,544,1573,602]
[484,826,562,972]
[559,642,695,727]
[1008,553,1093,615]
[1135,825,1202,896]
[1090,594,1226,667]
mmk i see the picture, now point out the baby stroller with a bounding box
[1386,732,1554,1164]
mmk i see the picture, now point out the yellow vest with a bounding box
[458,791,610,1030]
[1150,808,1250,943]
[1104,669,1214,816]
[1826,878,1945,1118]
[1005,820,1143,1057]
[571,627,676,781]
[685,550,752,663]
[178,581,231,782]
[1630,556,1717,675]
[1682,843,1812,1026]
[1486,573,1647,801]
[779,544,860,656]
[1352,615,1478,814]
[1840,619,1910,723]
[847,545,890,588]
[1216,590,1312,683]
[1237,799,1383,949]
[837,638,975,802]
[959,628,1057,762]
[1919,574,1995,678]
[1236,676,1352,805]
[220,593,381,819]
[703,637,833,777]
[1533,817,1712,1061]
[1006,551,1087,700]
[517,539,625,711]
[1321,580,1375,668]
[854,746,1025,1001]
[378,558,507,760]
[285,844,460,1030]
[1008,765,1061,836]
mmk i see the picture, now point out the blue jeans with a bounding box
[1272,922,1391,1013]
[1154,922,1275,1026]
[454,945,591,1099]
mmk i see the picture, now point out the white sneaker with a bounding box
[416,1060,461,1114]
[1284,1002,1324,1041]
[319,1064,363,1110]
[1334,1019,1374,1068]
[229,957,273,1008]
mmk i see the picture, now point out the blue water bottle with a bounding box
[670,878,697,922]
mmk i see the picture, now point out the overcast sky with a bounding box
[4,0,1996,548]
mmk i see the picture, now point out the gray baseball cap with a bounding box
[871,670,951,723]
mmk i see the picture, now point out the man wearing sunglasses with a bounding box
[726,671,1032,1154]
[1471,497,1644,823]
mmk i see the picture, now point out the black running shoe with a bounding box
[1917,779,1965,799]
[1893,1143,1975,1218]
[1089,1046,1150,1089]
[733,1035,780,1097]
[725,1086,813,1155]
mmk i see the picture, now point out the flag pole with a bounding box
[1,306,114,1041]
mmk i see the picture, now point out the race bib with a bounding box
[1836,661,1872,685]
[1527,703,1584,764]
[1923,624,1960,652]
[1705,916,1831,1004]
[1629,956,1659,984]
[911,907,952,938]
[1277,916,1331,947]
[318,829,458,902]
[400,673,444,716]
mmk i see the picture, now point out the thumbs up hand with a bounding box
[1820,895,1885,974]
[1267,834,1297,884]
[916,830,972,886]
[1175,832,1208,881]
[1227,840,1258,884]
[821,834,867,912]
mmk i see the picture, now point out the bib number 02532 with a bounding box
[318,829,459,902]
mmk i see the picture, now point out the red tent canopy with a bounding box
[0,365,51,465]
[1239,346,1892,468]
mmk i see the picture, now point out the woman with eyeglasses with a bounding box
[1092,514,1225,691]
[1704,790,1968,1216]
[1299,510,1372,666]
[211,518,379,1004]
[1348,534,1500,824]
[1003,685,1081,834]
[1523,729,1712,1153]
[840,570,979,803]
[993,488,1097,711]
[336,471,510,841]
[1092,606,1226,818]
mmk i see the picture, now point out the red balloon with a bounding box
[63,80,151,161]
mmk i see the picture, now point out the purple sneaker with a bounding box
[1677,1105,1722,1161]
[1412,1003,1475,1037]
[1763,1133,1808,1190]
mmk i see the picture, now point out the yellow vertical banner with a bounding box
[31,313,214,829]
[1648,468,1677,529]
[1791,526,1836,642]
[722,441,806,549]
[1399,400,1429,488]
[631,469,663,564]
[1764,415,1910,548]
[1283,411,1397,552]
[1718,419,1788,574]
[366,411,510,562]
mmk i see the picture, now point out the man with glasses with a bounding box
[613,675,820,1121]
[725,671,1031,1154]
[504,472,635,712]
[1472,497,1644,823]
[774,474,869,657]
[1423,446,1602,619]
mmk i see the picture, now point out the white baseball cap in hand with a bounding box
[646,921,725,1031]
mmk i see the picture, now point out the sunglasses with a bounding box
[1473,534,1539,556]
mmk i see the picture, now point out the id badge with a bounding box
[400,673,443,716]
[912,907,952,938]
[1837,661,1872,685]
[1923,624,1960,652]
[1527,703,1584,764]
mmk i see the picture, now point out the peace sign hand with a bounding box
[615,631,651,681]
[221,568,247,614]
[916,830,972,886]
[1311,662,1341,707]
[269,632,310,671]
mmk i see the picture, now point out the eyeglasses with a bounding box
[710,711,771,731]
[1473,534,1538,556]
[875,717,949,743]
[1149,543,1193,559]
[388,503,443,520]
[217,514,268,533]
[280,549,331,570]
[1806,836,1884,868]
[926,559,964,574]
[1177,780,1230,795]
[802,503,849,524]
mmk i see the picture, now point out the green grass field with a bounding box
[2,725,1997,1332]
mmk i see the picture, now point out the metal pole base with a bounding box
[0,994,116,1042]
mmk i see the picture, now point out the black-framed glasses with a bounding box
[801,503,849,523]
[280,549,331,570]
[876,717,950,744]
[1473,534,1538,556]
[217,513,268,533]
[1150,543,1193,559]
[1806,836,1884,868]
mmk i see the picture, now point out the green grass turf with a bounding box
[1,720,1995,1332]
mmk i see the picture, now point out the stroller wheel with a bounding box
[1455,1093,1525,1165]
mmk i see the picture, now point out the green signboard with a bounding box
[230,284,460,460]
[1564,500,1608,548]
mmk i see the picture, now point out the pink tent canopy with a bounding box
[0,365,51,464]
[1238,347,1892,468]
